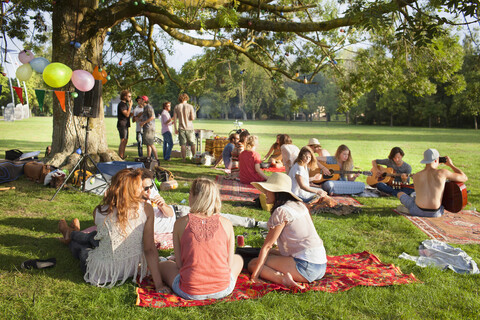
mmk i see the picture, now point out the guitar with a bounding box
[393,181,467,213]
[366,165,413,187]
[309,163,372,184]
[442,181,468,213]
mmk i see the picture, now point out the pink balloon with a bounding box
[71,70,95,92]
[18,50,35,64]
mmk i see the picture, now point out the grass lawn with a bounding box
[1,117,479,319]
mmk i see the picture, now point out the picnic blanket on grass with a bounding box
[136,251,419,308]
[262,166,286,172]
[394,209,480,244]
[309,196,363,215]
[216,175,261,202]
[0,160,25,183]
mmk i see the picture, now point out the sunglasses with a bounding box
[143,184,154,191]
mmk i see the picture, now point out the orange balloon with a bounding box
[92,66,108,84]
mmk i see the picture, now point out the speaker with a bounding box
[73,80,102,118]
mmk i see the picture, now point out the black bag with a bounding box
[154,166,174,182]
[135,157,158,171]
[5,149,23,161]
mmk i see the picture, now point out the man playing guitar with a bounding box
[396,148,468,217]
[371,147,414,196]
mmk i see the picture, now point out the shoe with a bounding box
[70,218,80,231]
[396,205,410,214]
[21,258,56,270]
[256,221,268,230]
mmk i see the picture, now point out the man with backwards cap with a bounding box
[139,95,159,161]
[396,148,467,217]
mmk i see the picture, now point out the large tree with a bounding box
[1,0,477,167]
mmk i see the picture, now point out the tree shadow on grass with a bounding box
[0,217,75,234]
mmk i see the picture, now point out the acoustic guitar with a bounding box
[309,163,372,184]
[366,165,413,187]
[442,181,468,213]
[393,181,467,213]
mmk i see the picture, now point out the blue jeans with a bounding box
[322,180,365,195]
[399,194,444,217]
[69,231,99,274]
[162,131,173,160]
[136,131,143,157]
[172,273,236,300]
[294,258,327,282]
[377,182,415,197]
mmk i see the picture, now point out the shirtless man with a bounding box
[396,148,467,217]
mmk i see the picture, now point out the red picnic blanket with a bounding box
[136,251,419,308]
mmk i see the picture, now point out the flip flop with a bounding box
[21,258,57,270]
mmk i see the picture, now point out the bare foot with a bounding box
[70,218,80,231]
[282,272,305,290]
[58,219,72,244]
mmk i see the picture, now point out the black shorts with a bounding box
[118,126,129,140]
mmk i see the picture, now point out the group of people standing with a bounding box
[116,91,197,163]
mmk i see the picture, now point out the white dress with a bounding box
[84,204,148,288]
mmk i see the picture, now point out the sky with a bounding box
[165,41,204,72]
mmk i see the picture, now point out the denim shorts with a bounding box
[172,273,236,300]
[294,258,327,283]
[400,194,444,218]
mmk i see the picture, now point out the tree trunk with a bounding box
[475,115,478,130]
[390,114,393,127]
[345,112,350,124]
[47,1,119,170]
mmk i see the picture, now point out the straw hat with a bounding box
[308,138,321,147]
[251,172,302,202]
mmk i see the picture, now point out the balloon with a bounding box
[43,63,72,88]
[71,70,95,92]
[92,66,108,84]
[16,64,33,81]
[29,57,50,73]
[18,50,35,64]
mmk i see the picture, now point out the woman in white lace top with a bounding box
[59,169,167,292]
[250,173,327,289]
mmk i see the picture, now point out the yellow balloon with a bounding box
[42,62,73,88]
[16,64,33,81]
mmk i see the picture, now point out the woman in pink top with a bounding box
[250,173,327,289]
[239,135,268,185]
[160,178,243,300]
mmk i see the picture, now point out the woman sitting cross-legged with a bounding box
[58,168,168,292]
[316,144,365,195]
[288,146,329,203]
[159,178,243,300]
[249,173,328,289]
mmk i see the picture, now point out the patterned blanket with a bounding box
[136,251,419,308]
[394,209,480,244]
[215,175,261,202]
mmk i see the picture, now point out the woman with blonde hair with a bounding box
[160,178,243,300]
[288,146,328,203]
[316,144,365,195]
[58,168,167,292]
[239,135,268,184]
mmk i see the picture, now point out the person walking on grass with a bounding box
[173,93,196,161]
[117,90,133,160]
[132,96,144,158]
[161,101,174,161]
[139,96,158,161]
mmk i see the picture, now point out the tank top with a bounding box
[179,214,230,295]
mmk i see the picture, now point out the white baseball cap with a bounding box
[420,148,440,164]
